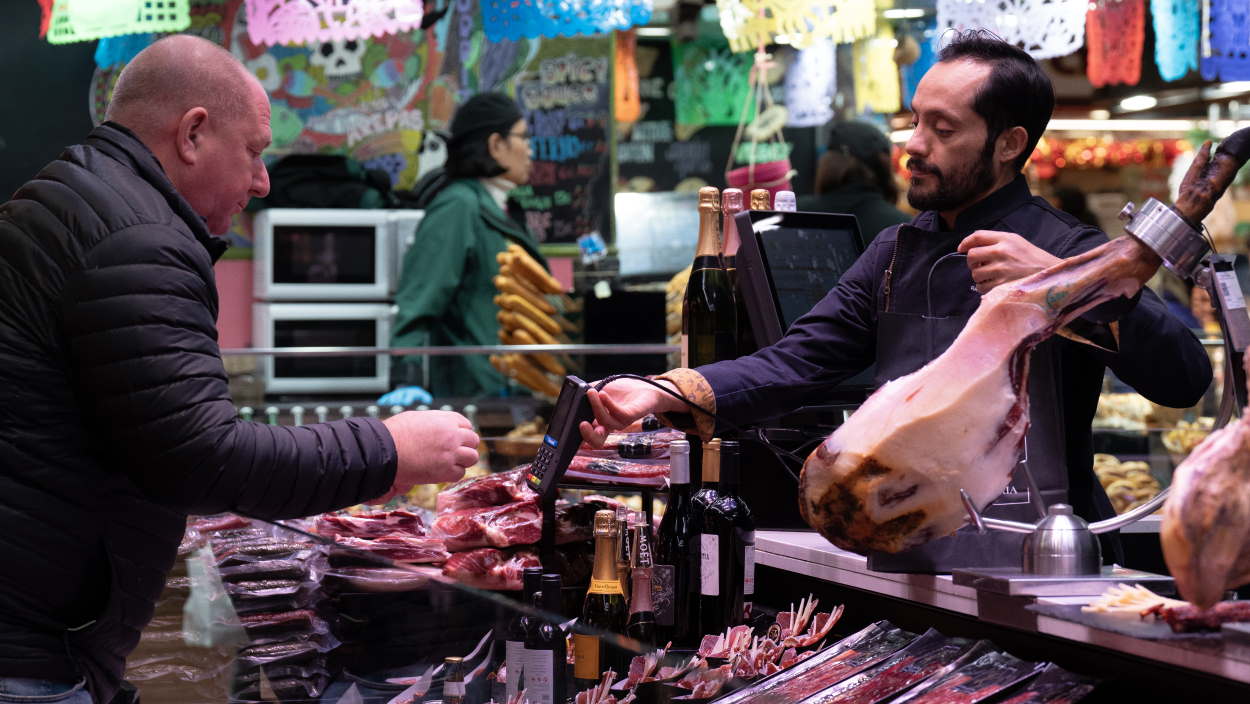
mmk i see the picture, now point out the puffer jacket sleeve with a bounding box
[60,222,397,519]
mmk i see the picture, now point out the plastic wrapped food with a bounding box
[891,647,1042,704]
[995,663,1098,703]
[799,630,974,703]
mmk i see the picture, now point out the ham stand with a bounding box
[953,197,1250,593]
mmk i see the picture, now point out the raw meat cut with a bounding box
[437,467,536,514]
[1162,359,1250,607]
[432,498,609,551]
[802,128,1250,554]
[563,456,670,487]
[1142,600,1250,632]
[442,547,541,590]
[315,510,427,539]
[330,534,449,563]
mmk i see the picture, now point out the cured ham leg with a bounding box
[801,128,1250,555]
[1161,352,1250,608]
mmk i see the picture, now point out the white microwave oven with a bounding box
[253,303,393,394]
[253,208,424,301]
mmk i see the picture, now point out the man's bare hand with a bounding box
[958,230,1060,294]
[376,410,479,502]
[578,377,685,448]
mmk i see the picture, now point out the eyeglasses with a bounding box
[507,130,532,142]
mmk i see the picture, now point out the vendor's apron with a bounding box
[866,226,1068,573]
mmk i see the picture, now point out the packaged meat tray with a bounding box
[714,621,918,704]
[798,629,975,703]
[891,646,1042,704]
[994,663,1098,704]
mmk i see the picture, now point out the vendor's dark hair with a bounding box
[938,30,1054,171]
[445,133,508,179]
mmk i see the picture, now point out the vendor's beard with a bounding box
[907,142,998,213]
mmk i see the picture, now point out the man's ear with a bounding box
[175,107,209,165]
[996,125,1030,166]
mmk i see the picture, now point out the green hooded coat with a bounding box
[391,178,547,398]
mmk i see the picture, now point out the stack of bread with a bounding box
[491,243,575,398]
[1093,453,1163,514]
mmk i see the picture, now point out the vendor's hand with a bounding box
[579,377,685,448]
[376,410,479,502]
[958,230,1060,294]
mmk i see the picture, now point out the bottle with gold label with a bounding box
[749,188,771,210]
[681,186,737,368]
[573,510,628,691]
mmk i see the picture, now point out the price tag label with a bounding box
[1216,269,1247,310]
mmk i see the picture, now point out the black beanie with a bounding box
[828,121,893,186]
[449,92,524,150]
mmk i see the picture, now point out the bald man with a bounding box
[0,35,476,703]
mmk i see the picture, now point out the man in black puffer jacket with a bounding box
[0,35,480,703]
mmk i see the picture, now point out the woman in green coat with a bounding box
[389,93,547,399]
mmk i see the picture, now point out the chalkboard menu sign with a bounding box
[510,36,612,245]
[617,38,815,196]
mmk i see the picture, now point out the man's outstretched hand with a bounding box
[376,410,479,502]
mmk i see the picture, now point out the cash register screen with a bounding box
[735,210,865,348]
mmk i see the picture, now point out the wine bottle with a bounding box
[626,518,657,648]
[616,504,632,602]
[655,439,692,645]
[704,440,755,628]
[525,573,567,704]
[507,567,544,700]
[681,186,737,368]
[691,439,722,636]
[749,188,771,211]
[574,510,628,691]
[443,656,465,704]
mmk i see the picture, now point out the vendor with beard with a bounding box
[578,31,1210,571]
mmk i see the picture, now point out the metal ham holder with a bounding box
[953,196,1250,596]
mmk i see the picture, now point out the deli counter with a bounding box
[125,341,1248,703]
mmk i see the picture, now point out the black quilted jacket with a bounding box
[0,123,397,702]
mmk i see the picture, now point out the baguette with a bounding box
[506,243,564,294]
[498,293,561,336]
[500,310,559,345]
[494,275,557,314]
[510,328,566,376]
[501,353,562,397]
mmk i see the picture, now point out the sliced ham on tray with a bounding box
[330,533,449,564]
[315,509,428,539]
[437,467,536,514]
[442,547,541,591]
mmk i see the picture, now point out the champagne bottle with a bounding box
[507,567,543,700]
[443,657,465,704]
[681,187,737,368]
[691,439,722,636]
[749,188,771,211]
[704,440,755,628]
[721,187,758,358]
[525,573,567,704]
[626,517,657,647]
[774,190,796,212]
[574,510,628,690]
